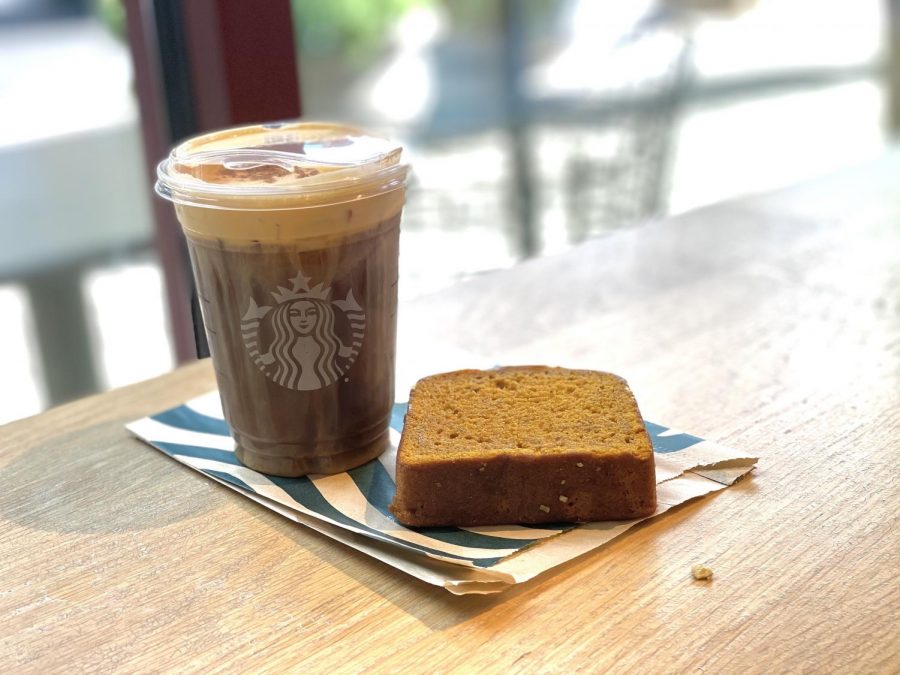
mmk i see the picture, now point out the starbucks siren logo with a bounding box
[241,269,365,390]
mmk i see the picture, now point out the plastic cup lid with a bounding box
[156,121,408,209]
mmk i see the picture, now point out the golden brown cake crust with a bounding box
[389,366,657,527]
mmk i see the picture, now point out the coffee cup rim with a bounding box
[155,121,409,210]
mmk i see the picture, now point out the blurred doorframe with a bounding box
[123,0,302,363]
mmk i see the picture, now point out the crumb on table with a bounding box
[691,564,714,580]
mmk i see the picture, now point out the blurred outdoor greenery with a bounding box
[293,0,426,64]
[95,0,125,38]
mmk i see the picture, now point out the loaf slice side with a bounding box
[389,367,657,526]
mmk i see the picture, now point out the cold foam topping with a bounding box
[157,122,407,208]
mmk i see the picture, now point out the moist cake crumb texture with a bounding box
[401,367,649,462]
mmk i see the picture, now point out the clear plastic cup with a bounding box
[156,121,409,476]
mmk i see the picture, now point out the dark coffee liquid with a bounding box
[186,213,400,476]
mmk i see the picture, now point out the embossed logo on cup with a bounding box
[240,269,365,390]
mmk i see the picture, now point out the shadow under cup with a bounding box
[156,122,408,477]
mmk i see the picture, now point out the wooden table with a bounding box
[2,155,899,673]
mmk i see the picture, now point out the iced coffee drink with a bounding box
[156,122,409,476]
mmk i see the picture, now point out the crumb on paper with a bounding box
[558,495,569,503]
[692,564,714,580]
[539,504,551,513]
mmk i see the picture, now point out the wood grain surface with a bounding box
[2,155,899,673]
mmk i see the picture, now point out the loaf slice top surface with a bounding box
[399,367,651,464]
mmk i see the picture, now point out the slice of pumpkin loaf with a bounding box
[389,367,657,527]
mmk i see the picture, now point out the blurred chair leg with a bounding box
[500,0,538,258]
[888,0,900,135]
[24,268,100,405]
[641,35,695,219]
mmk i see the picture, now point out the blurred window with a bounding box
[0,0,889,423]
[0,5,172,420]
